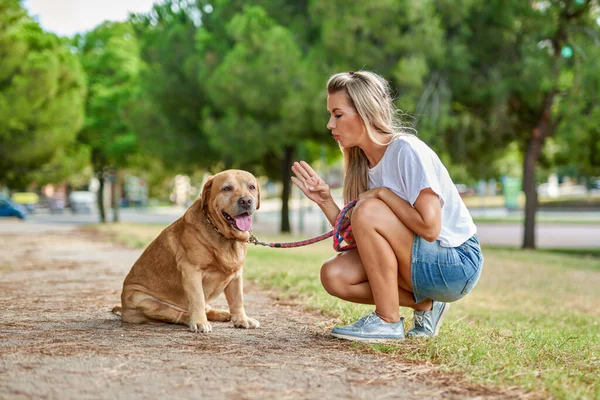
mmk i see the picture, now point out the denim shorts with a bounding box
[410,234,483,304]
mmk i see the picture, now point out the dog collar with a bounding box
[203,211,223,236]
[203,210,255,243]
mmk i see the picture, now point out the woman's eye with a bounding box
[249,184,256,190]
[335,115,342,119]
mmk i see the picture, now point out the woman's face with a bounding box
[326,91,367,149]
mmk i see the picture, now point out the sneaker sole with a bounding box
[330,332,405,343]
[432,303,449,337]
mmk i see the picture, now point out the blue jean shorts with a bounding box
[410,234,483,304]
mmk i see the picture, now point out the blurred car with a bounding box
[0,196,28,219]
[11,192,39,213]
[49,196,66,213]
[69,191,96,214]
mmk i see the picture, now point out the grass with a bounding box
[95,224,600,399]
[462,194,600,210]
[472,217,600,225]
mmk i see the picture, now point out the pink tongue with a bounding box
[233,214,252,231]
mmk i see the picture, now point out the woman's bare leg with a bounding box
[321,250,422,307]
[321,199,434,321]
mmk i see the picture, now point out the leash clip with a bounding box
[248,233,259,245]
[248,233,268,246]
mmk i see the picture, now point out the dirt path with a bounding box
[0,221,518,399]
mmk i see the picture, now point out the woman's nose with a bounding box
[327,118,335,130]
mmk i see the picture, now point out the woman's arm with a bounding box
[316,197,341,227]
[291,161,340,226]
[365,187,442,242]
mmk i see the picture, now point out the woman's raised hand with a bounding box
[291,161,331,205]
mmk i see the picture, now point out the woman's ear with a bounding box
[201,176,214,215]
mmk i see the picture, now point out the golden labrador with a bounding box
[112,169,260,333]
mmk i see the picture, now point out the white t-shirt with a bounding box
[368,135,476,247]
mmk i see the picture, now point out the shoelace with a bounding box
[362,312,377,325]
[414,314,424,326]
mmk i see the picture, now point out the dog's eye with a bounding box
[223,186,233,192]
[249,184,256,190]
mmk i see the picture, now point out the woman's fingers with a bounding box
[292,162,311,181]
[290,176,303,188]
[292,176,328,201]
[299,160,319,178]
[292,161,329,200]
[291,176,304,188]
[291,176,311,194]
[310,182,329,193]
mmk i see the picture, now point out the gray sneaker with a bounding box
[406,301,449,338]
[330,311,405,343]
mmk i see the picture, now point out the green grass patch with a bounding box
[462,194,600,210]
[540,196,600,209]
[473,217,600,225]
[484,245,600,265]
[95,224,600,399]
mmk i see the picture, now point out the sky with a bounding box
[24,0,161,37]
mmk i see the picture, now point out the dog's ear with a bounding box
[201,176,214,215]
[255,179,261,210]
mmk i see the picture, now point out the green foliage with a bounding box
[439,0,599,177]
[4,0,599,226]
[30,144,92,186]
[74,21,141,169]
[203,6,305,167]
[0,0,87,187]
[553,13,600,177]
[129,0,220,172]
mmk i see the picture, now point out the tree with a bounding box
[74,21,141,222]
[412,0,600,248]
[0,0,87,188]
[510,1,599,248]
[202,5,324,232]
[553,11,600,180]
[129,0,222,173]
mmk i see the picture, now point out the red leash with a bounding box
[248,199,358,252]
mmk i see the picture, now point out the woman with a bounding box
[291,71,483,342]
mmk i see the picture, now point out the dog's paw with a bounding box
[206,308,231,322]
[232,315,260,329]
[189,320,212,333]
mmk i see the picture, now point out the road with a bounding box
[3,205,599,249]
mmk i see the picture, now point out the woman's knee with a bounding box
[351,198,387,228]
[320,259,345,296]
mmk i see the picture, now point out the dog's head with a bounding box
[200,169,260,242]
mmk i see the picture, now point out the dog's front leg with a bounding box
[181,262,211,333]
[224,270,259,329]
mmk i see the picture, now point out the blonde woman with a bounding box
[291,71,483,342]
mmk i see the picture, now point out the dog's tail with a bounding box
[111,306,122,318]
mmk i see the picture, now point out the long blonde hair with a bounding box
[327,70,414,203]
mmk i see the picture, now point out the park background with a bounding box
[1,0,599,398]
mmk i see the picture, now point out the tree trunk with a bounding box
[280,145,295,233]
[521,17,570,248]
[97,171,106,224]
[112,169,123,223]
[521,130,543,249]
[522,90,558,249]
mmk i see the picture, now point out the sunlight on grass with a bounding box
[95,223,600,399]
